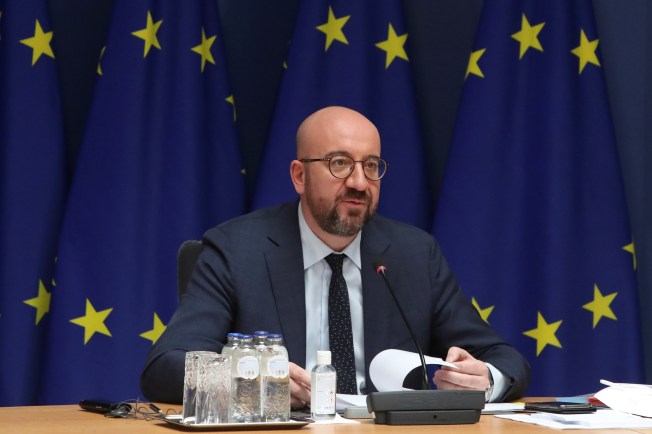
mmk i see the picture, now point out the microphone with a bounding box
[373,257,430,390]
[367,258,485,425]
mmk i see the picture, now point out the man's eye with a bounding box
[365,161,378,170]
[332,158,348,167]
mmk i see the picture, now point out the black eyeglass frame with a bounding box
[300,155,389,181]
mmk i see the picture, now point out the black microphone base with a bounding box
[366,390,485,425]
[373,409,481,425]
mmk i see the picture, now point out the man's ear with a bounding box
[290,160,305,195]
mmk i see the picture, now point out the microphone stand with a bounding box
[376,267,430,390]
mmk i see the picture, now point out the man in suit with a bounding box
[140,106,530,406]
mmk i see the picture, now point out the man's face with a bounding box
[302,139,381,237]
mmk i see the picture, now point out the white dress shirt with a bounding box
[297,203,506,400]
[298,204,366,393]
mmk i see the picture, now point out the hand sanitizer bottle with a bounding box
[310,350,336,420]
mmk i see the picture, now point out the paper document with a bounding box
[497,409,652,430]
[369,349,458,391]
[594,379,652,418]
[482,402,524,414]
[312,413,360,425]
[336,394,367,410]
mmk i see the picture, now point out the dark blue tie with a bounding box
[325,253,357,394]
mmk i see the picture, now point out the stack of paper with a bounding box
[497,409,652,429]
[594,379,652,418]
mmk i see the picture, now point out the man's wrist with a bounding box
[484,367,494,402]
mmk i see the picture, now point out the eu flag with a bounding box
[0,1,67,405]
[434,0,643,396]
[251,0,430,229]
[40,0,245,403]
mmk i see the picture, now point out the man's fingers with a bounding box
[445,346,470,363]
[289,362,311,408]
[289,362,311,385]
[434,363,489,391]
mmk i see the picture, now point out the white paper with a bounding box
[482,402,525,414]
[595,379,652,418]
[312,413,360,425]
[336,394,368,410]
[497,409,652,430]
[369,349,458,391]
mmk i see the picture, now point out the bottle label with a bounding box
[236,355,259,379]
[311,372,336,415]
[267,355,289,379]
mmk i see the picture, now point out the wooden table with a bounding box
[3,404,651,434]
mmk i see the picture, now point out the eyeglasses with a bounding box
[300,155,388,181]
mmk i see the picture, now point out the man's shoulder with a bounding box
[367,213,433,240]
[204,201,298,237]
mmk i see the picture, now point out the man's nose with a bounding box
[345,161,369,190]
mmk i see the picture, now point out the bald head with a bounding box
[296,106,380,158]
[290,106,382,251]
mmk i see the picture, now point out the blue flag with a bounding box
[41,0,245,404]
[252,0,430,229]
[434,0,643,396]
[0,1,67,405]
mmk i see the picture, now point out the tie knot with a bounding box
[325,253,345,273]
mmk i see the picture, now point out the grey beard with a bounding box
[318,206,372,236]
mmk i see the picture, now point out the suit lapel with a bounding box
[264,203,307,368]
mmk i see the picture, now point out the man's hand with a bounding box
[433,347,491,392]
[289,362,311,409]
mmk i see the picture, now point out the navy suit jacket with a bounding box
[141,201,530,403]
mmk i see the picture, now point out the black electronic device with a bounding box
[79,399,132,415]
[366,390,485,425]
[524,401,596,414]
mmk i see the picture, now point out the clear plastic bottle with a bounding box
[221,332,241,356]
[261,334,290,421]
[310,350,336,420]
[229,335,261,422]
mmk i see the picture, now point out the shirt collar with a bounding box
[298,201,362,270]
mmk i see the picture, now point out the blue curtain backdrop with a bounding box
[0,0,68,406]
[39,0,245,404]
[434,0,643,396]
[251,0,431,230]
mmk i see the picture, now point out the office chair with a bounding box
[177,239,203,301]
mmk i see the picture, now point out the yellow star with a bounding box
[97,46,106,76]
[523,312,562,356]
[316,6,350,51]
[23,280,51,325]
[471,297,494,323]
[70,299,113,344]
[571,29,600,74]
[375,23,408,69]
[511,14,545,59]
[623,241,636,270]
[582,284,617,329]
[20,19,55,65]
[140,313,167,344]
[191,28,216,73]
[132,11,163,58]
[465,48,486,79]
[226,94,236,121]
